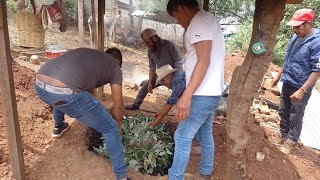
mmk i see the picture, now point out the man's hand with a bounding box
[148,120,160,127]
[175,94,192,121]
[148,83,153,93]
[118,123,123,135]
[111,84,124,136]
[271,78,280,87]
[271,68,283,87]
[148,112,162,126]
[148,69,156,93]
[290,89,305,101]
[154,112,160,118]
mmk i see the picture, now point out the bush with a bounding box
[93,113,174,176]
[226,0,320,66]
[274,1,320,66]
[63,0,77,21]
[7,0,18,14]
[226,20,252,53]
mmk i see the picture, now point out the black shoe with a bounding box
[52,122,70,138]
[124,104,140,110]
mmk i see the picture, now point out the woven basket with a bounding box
[16,11,45,48]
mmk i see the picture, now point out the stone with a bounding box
[262,147,270,156]
[256,152,265,161]
[30,55,40,65]
[261,78,273,90]
[253,118,261,125]
[259,103,270,115]
[124,82,139,91]
[247,173,253,179]
[271,88,280,96]
[18,55,28,61]
[264,114,278,123]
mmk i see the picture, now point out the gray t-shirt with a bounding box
[37,48,122,92]
[148,39,183,69]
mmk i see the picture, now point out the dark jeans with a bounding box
[279,83,312,143]
[133,79,160,106]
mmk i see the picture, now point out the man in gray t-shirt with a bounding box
[125,28,183,110]
[38,48,122,93]
[35,48,130,180]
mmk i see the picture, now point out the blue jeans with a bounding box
[168,96,221,180]
[34,84,128,180]
[279,83,312,143]
[133,79,160,106]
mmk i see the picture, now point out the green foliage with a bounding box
[226,21,252,53]
[93,113,174,176]
[209,0,254,21]
[138,0,169,11]
[273,0,320,65]
[226,0,320,66]
[64,0,77,20]
[7,0,18,14]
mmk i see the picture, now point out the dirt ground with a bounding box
[0,19,319,180]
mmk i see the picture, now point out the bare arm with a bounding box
[148,69,156,93]
[271,68,283,87]
[175,40,212,121]
[111,84,124,131]
[148,104,173,126]
[290,72,320,101]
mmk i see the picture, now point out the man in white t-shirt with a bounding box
[167,0,225,179]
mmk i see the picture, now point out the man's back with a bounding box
[38,48,122,92]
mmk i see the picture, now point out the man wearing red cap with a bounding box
[272,8,320,154]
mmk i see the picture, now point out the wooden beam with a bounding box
[203,0,209,11]
[0,1,26,180]
[97,0,105,50]
[96,0,105,100]
[30,0,36,14]
[78,0,84,46]
[91,0,97,49]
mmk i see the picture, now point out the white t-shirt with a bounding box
[184,10,225,96]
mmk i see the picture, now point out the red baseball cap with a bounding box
[287,8,314,26]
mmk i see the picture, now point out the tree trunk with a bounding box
[203,0,209,11]
[226,0,286,179]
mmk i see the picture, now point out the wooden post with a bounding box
[78,0,84,46]
[30,0,36,14]
[91,0,97,49]
[96,0,105,100]
[203,0,209,11]
[0,1,26,180]
[129,0,133,29]
[136,16,143,37]
[97,0,105,50]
